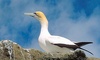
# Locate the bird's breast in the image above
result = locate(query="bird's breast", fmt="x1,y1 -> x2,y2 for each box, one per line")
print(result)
38,37 -> 49,52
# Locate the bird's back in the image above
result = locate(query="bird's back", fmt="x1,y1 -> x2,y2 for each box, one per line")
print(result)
46,35 -> 75,45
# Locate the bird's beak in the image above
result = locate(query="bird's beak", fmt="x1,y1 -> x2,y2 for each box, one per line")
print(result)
24,13 -> 35,17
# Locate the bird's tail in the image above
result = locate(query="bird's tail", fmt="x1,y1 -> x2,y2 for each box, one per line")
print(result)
75,42 -> 93,55
79,47 -> 93,55
75,42 -> 93,47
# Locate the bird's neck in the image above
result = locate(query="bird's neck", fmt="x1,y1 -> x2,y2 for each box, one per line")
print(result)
39,19 -> 50,37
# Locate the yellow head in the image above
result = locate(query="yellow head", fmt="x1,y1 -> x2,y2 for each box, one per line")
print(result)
24,11 -> 48,25
34,11 -> 45,18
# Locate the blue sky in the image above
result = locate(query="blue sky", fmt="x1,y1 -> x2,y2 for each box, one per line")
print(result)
0,0 -> 100,58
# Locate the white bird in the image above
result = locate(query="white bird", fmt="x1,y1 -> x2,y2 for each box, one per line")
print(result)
24,11 -> 93,56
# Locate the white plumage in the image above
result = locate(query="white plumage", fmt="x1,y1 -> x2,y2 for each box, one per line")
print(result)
24,11 -> 93,56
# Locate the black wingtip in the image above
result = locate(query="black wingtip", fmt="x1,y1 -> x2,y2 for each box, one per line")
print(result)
75,42 -> 93,47
88,42 -> 93,44
79,47 -> 93,55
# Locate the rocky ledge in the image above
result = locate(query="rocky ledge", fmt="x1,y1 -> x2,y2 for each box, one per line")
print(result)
0,40 -> 99,60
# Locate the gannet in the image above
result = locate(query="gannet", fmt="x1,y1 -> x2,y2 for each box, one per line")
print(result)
24,11 -> 93,56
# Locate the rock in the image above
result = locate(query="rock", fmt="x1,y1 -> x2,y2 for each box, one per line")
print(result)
0,40 -> 100,60
0,40 -> 45,60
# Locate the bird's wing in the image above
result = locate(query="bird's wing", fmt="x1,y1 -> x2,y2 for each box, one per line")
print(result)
75,42 -> 93,47
52,43 -> 79,50
45,36 -> 79,50
45,36 -> 93,55
46,36 -> 75,45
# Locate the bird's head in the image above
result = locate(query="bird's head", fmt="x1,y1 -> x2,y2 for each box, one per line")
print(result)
24,11 -> 47,23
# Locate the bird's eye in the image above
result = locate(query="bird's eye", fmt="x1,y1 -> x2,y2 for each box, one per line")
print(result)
34,13 -> 38,16
34,13 -> 38,15
34,12 -> 41,17
34,13 -> 36,14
